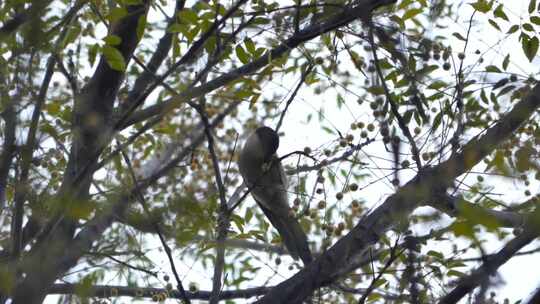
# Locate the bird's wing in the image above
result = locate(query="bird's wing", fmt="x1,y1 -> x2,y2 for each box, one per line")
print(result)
251,156 -> 290,216
251,156 -> 312,264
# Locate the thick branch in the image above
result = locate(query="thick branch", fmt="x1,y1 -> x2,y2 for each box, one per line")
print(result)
48,283 -> 270,301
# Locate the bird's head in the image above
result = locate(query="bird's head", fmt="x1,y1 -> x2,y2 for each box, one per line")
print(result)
255,126 -> 279,162
243,126 -> 279,163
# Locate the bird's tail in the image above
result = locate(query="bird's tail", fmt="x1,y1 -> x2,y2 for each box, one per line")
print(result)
257,203 -> 313,265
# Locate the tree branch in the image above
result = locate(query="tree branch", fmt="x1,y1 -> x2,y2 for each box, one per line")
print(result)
11,54 -> 56,258
119,0 -> 397,129
253,83 -> 540,304
48,283 -> 270,301
439,221 -> 539,304
0,103 -> 16,212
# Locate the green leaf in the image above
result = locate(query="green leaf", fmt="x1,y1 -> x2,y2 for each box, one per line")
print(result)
123,0 -> 143,5
63,24 -> 81,47
529,0 -> 537,13
432,112 -> 442,130
244,38 -> 256,54
502,54 -> 510,70
488,19 -> 500,31
366,86 -> 385,95
428,80 -> 447,90
531,16 -> 540,25
88,43 -> 99,67
167,23 -> 184,33
178,9 -> 199,24
470,0 -> 492,13
103,34 -> 122,46
485,65 -> 501,73
480,89 -> 489,104
235,45 -> 250,64
107,7 -> 128,22
452,32 -> 466,41
447,270 -> 466,277
506,24 -> 519,34
102,45 -> 126,71
493,4 -> 508,21
458,201 -> 502,231
45,102 -> 61,116
402,8 -> 423,20
367,293 -> 382,303
523,36 -> 539,62
523,23 -> 535,31
136,15 -> 146,41
450,220 -> 475,238
252,17 -> 270,25
427,250 -> 444,260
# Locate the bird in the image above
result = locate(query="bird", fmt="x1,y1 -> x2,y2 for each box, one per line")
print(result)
238,126 -> 313,265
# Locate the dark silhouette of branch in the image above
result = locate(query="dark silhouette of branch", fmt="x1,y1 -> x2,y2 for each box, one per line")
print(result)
0,103 -> 16,212
48,283 -> 270,301
524,283 -> 540,304
429,194 -> 526,228
98,252 -> 158,278
286,138 -> 374,175
275,64 -> 314,132
439,222 -> 539,304
196,97 -> 230,304
456,245 -> 540,263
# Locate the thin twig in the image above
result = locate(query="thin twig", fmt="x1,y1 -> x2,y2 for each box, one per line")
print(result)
200,107 -> 230,303
275,64 -> 313,132
120,149 -> 191,304
286,139 -> 374,175
99,252 -> 158,278
358,238 -> 403,304
367,21 -> 422,171
11,54 -> 56,258
0,102 -> 16,212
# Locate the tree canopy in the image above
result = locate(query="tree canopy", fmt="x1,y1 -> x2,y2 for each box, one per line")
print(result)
0,0 -> 540,303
